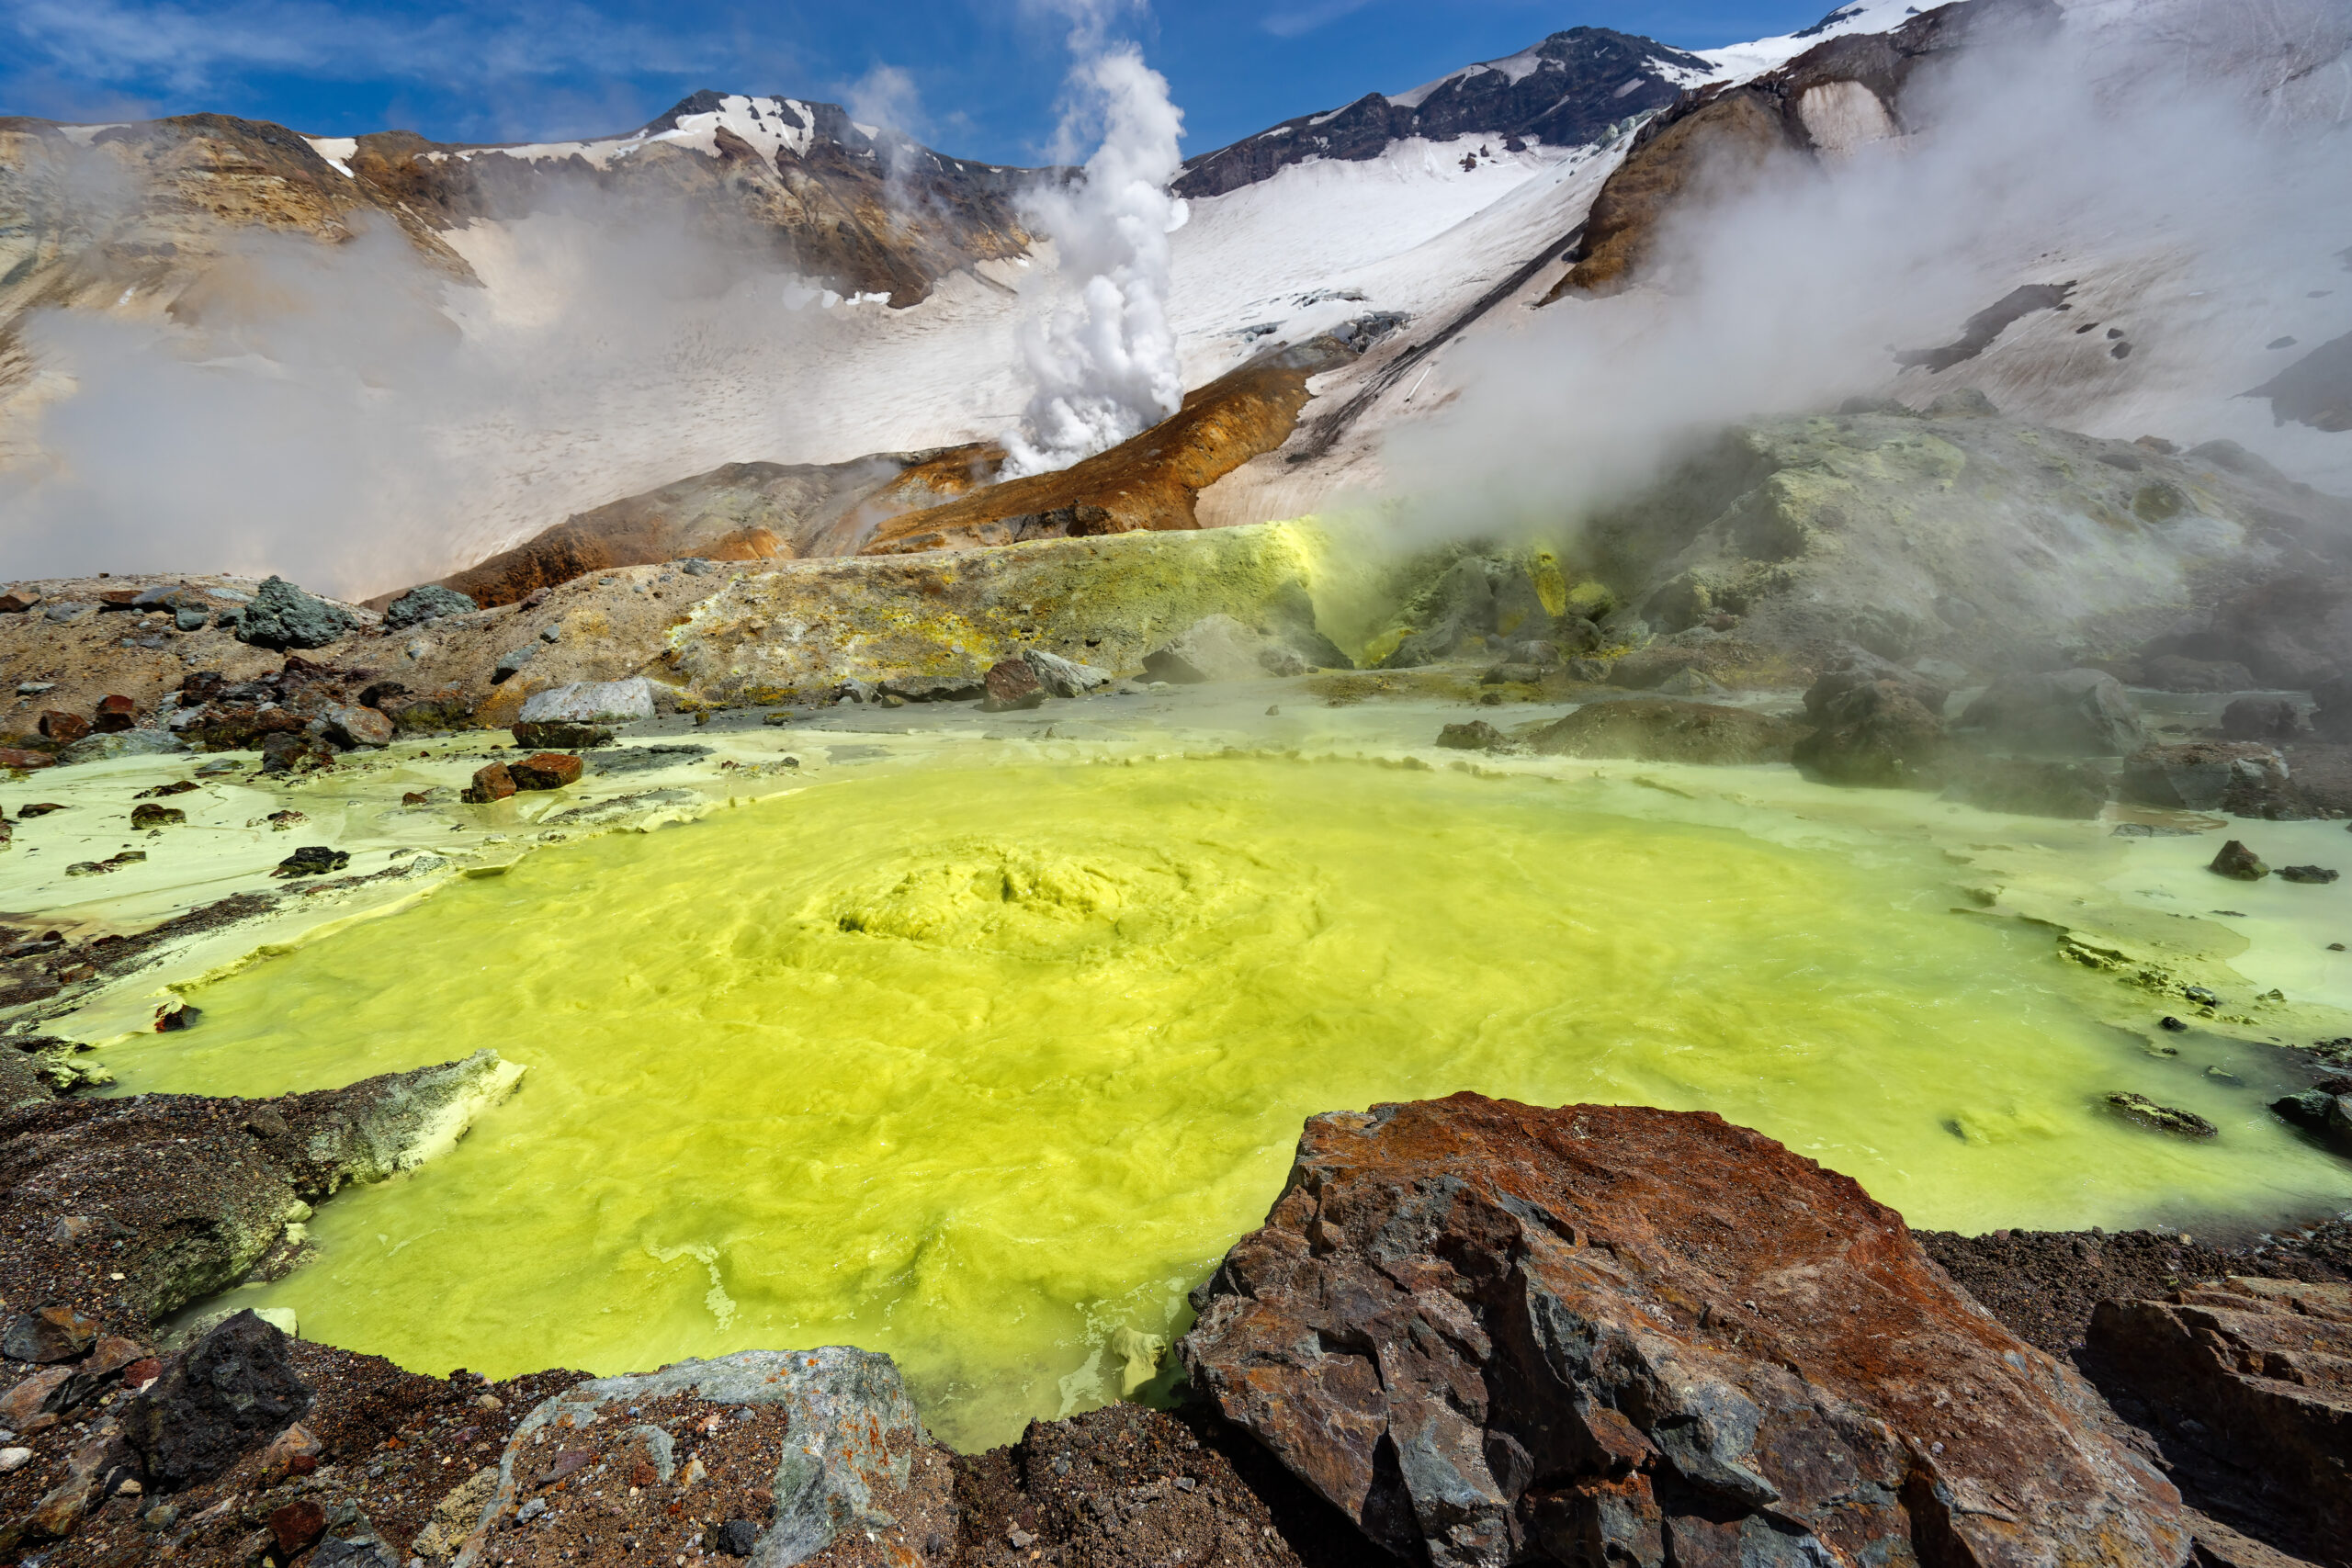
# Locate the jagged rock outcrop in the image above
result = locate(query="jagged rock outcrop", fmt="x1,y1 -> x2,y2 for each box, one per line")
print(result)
2087,1279 -> 2352,1564
1581,407 -> 2347,671
1527,697 -> 1803,764
1176,28 -> 1710,199
452,1348 -> 953,1568
1546,0 -> 2062,297
1180,1093 -> 2192,1568
0,1052 -> 522,1328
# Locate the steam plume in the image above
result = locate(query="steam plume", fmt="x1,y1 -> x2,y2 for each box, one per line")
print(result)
1000,27 -> 1188,479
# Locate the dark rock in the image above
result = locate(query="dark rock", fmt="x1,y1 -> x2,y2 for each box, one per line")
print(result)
463,762 -> 517,804
377,685 -> 473,733
1793,680 -> 1948,786
1565,658 -> 1609,683
2270,1089 -> 2352,1154
983,658 -> 1046,711
508,752 -> 583,790
492,645 -> 537,683
716,1519 -> 760,1555
268,1496 -> 326,1554
1530,698 -> 1803,764
1436,721 -> 1507,751
130,803 -> 186,829
0,1367 -> 73,1427
512,719 -> 613,750
2087,1279 -> 2352,1557
236,576 -> 355,650
2122,741 -> 2298,814
1179,1095 -> 2188,1566
382,584 -> 477,628
877,674 -> 988,703
2106,1092 -> 2217,1137
1961,668 -> 2147,754
2141,655 -> 2256,693
259,732 -> 338,775
1480,663 -> 1546,685
1945,757 -> 2111,818
38,710 -> 91,745
1802,643 -> 1949,722
119,1310 -> 313,1492
2,1303 -> 99,1363
91,694 -> 137,734
2209,840 -> 2268,880
274,845 -> 351,877
2160,1016 -> 2188,1032
2280,864 -> 2341,885
2219,696 -> 2303,742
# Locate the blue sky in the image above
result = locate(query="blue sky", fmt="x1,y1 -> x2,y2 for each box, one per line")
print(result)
0,0 -> 1844,163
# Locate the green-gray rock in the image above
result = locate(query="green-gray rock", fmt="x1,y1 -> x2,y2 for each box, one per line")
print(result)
236,575 -> 356,650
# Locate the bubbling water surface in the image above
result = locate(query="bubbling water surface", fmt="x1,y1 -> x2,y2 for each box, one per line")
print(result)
110,756 -> 2350,1447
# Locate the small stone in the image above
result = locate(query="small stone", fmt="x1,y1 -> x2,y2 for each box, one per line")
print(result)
322,705 -> 394,750
0,1447 -> 30,1472
274,845 -> 351,877
515,1496 -> 548,1523
1266,705 -> 1281,716
2106,1092 -> 2218,1138
2159,1016 -> 2188,1032
463,762 -> 518,804
538,623 -> 561,644
92,694 -> 138,733
130,803 -> 186,829
1437,720 -> 1506,751
983,659 -> 1046,711
155,1002 -> 200,1032
2209,840 -> 2268,880
475,1393 -> 502,1411
492,645 -> 537,683
1009,1529 -> 1037,1549
512,720 -> 612,750
2183,986 -> 2220,1006
507,752 -> 583,791
2280,865 -> 2340,885
715,1519 -> 760,1556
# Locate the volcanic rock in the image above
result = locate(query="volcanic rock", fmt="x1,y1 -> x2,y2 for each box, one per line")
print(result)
119,1310 -> 313,1492
2123,741 -> 2297,814
1802,644 -> 1950,722
2210,840 -> 2269,880
2269,1086 -> 2352,1155
376,685 -> 474,733
451,1348 -> 954,1568
1944,757 -> 2112,818
491,645 -> 537,683
511,720 -> 612,750
274,845 -> 351,876
38,710 -> 90,744
90,694 -> 136,733
2087,1278 -> 2352,1559
1436,720 -> 1508,751
2220,696 -> 2304,742
2280,864 -> 2340,884
383,584 -> 478,628
1180,1094 -> 2189,1567
462,762 -> 517,804
130,802 -> 186,829
1145,615 -> 1283,683
1793,679 -> 1950,786
235,575 -> 356,650
507,752 -> 583,791
1023,647 -> 1115,698
0,1367 -> 72,1427
60,728 -> 190,765
1962,669 -> 2148,754
322,704 -> 394,750
0,748 -> 53,770
516,678 -> 656,726
1526,698 -> 1803,764
2,1303 -> 98,1363
983,657 -> 1045,710
2106,1092 -> 2218,1138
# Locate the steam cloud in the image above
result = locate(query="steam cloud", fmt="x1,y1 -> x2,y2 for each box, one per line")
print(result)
1000,17 -> 1189,479
1378,0 -> 2352,539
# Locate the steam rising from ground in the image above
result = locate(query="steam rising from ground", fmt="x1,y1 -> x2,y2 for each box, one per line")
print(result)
1380,0 -> 2352,542
1000,24 -> 1188,479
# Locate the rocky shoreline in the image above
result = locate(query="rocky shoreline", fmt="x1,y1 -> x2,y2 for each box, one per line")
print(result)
0,1081 -> 2345,1568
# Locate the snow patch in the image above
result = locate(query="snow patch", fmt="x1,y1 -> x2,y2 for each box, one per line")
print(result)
305,137 -> 358,177
1700,0 -> 1958,85
54,124 -> 126,147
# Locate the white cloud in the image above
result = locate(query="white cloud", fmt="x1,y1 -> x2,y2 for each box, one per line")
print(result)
1261,0 -> 1377,40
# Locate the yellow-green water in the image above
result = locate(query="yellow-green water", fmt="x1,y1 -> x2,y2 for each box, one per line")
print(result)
108,756 -> 2349,1447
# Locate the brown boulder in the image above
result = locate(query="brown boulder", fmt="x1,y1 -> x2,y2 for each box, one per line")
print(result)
2087,1279 -> 2351,1561
321,704 -> 394,750
2,1303 -> 98,1363
2122,741 -> 2311,818
0,749 -> 54,771
508,752 -> 583,791
463,761 -> 517,804
1180,1094 -> 2189,1568
982,657 -> 1045,710
512,719 -> 612,750
1793,680 -> 1950,786
91,694 -> 137,734
377,685 -> 474,733
37,711 -> 90,745
1527,698 -> 1803,765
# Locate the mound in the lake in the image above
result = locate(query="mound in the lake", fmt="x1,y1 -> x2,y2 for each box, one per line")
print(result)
1524,696 -> 1803,764
1180,1093 -> 2193,1567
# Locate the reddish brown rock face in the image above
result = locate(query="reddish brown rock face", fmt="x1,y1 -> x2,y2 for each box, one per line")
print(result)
1179,1094 -> 2191,1568
35,711 -> 89,745
463,762 -> 517,804
0,749 -> 55,771
90,695 -> 137,734
507,752 -> 583,791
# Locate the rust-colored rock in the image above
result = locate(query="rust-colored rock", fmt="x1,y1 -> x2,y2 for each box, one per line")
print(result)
507,752 -> 583,791
982,658 -> 1045,710
36,711 -> 90,745
1180,1094 -> 2189,1568
0,592 -> 40,614
462,761 -> 517,804
258,1420 -> 322,1482
267,1496 -> 326,1554
0,749 -> 55,771
2088,1279 -> 2351,1562
90,694 -> 137,734
1,1303 -> 99,1364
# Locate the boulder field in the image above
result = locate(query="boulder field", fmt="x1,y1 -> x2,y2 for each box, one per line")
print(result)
2,1089 -> 2346,1567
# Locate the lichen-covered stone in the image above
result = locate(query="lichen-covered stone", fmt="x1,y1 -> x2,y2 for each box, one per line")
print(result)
235,576 -> 356,651
383,585 -> 479,629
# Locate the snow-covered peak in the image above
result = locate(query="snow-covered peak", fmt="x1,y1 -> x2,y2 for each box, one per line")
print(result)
1389,44 -> 1554,110
1699,0 -> 1960,85
616,94 -> 821,162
